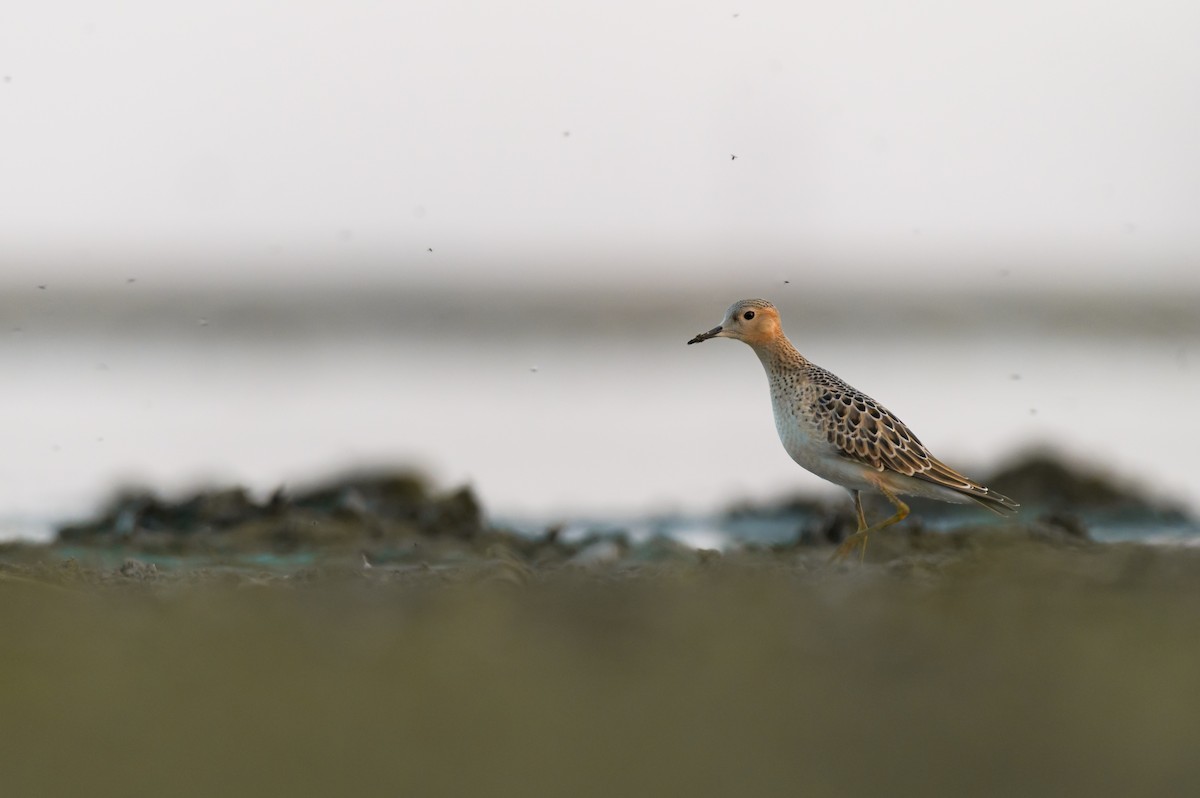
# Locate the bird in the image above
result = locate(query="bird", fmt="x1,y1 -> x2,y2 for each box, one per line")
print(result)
688,299 -> 1017,562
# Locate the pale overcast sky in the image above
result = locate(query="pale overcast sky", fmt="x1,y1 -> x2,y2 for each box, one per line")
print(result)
1,1 -> 1198,290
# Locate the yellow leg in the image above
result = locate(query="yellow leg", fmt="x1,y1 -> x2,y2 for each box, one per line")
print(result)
829,487 -> 910,564
853,491 -> 868,563
853,490 -> 868,530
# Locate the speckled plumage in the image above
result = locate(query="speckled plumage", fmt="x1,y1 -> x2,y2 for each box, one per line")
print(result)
688,298 -> 1018,560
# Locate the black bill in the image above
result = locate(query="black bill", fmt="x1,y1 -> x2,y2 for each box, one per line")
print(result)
687,325 -> 723,345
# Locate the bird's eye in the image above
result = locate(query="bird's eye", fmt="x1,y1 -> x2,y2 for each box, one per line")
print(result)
743,311 -> 755,320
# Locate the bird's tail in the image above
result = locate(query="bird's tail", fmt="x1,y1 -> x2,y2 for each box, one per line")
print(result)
966,487 -> 1020,516
919,457 -> 1019,516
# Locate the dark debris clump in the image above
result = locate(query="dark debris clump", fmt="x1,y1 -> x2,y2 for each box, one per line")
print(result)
55,471 -> 488,554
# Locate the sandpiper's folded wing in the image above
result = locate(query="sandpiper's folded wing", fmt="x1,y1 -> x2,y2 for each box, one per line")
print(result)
807,366 -> 1019,514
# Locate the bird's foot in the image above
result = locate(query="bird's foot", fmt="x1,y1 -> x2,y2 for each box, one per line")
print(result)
828,532 -> 869,565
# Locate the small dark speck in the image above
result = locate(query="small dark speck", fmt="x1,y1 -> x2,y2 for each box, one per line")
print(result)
3,76 -> 11,83
530,366 -> 539,373
783,280 -> 790,285
730,154 -> 738,160
37,284 -> 46,290
733,13 -> 740,18
1029,408 -> 1037,416
562,130 -> 570,137
1010,373 -> 1021,381
126,277 -> 136,284
427,247 -> 433,252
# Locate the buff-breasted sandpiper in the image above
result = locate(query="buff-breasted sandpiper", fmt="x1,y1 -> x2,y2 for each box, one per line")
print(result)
688,299 -> 1018,562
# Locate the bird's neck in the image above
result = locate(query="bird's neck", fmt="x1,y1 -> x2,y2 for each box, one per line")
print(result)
751,335 -> 809,373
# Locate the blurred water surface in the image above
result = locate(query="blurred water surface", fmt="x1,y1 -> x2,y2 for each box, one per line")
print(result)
1,283 -> 1196,540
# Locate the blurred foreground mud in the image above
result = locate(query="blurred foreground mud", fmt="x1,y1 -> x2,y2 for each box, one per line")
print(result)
3,536 -> 1200,798
2,453 -> 1198,798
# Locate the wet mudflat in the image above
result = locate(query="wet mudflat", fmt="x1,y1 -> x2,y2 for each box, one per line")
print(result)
3,533 -> 1200,798
2,454 -> 1198,798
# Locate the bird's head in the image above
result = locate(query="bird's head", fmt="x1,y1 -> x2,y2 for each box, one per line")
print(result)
687,299 -> 782,348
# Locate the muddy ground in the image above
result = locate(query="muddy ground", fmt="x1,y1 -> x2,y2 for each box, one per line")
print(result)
1,454 -> 1198,798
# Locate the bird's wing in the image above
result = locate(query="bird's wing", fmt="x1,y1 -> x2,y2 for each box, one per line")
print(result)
808,370 -> 1014,510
